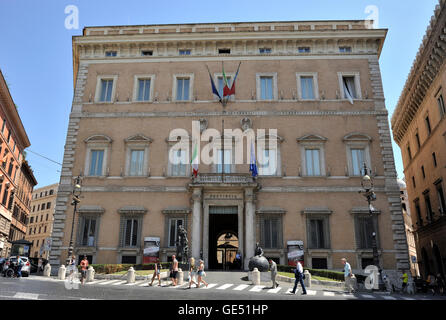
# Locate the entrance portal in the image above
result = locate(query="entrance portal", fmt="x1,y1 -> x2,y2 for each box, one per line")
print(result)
209,206 -> 238,270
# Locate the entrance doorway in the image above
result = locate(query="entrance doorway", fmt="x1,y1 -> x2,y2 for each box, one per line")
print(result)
208,206 -> 238,270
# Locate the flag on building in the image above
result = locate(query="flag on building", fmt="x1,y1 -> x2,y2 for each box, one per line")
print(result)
206,65 -> 221,101
224,62 -> 241,97
191,140 -> 199,177
222,63 -> 231,98
249,140 -> 258,177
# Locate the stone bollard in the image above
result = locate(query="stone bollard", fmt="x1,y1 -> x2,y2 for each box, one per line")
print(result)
304,270 -> 311,288
86,266 -> 95,282
252,268 -> 260,285
58,264 -> 66,280
127,267 -> 135,283
177,268 -> 184,285
43,263 -> 51,277
351,274 -> 358,291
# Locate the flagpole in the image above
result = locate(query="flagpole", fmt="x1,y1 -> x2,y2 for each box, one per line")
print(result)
221,118 -> 224,182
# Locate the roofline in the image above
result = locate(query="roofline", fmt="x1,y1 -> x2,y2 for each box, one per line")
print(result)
21,160 -> 38,186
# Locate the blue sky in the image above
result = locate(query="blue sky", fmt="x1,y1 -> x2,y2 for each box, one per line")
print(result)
0,0 -> 438,187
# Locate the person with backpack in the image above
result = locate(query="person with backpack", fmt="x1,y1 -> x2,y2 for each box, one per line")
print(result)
290,260 -> 307,295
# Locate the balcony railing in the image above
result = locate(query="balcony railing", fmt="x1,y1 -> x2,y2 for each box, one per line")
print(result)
191,173 -> 256,185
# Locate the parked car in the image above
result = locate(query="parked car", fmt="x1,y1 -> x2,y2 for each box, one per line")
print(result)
2,256 -> 31,277
0,258 -> 6,271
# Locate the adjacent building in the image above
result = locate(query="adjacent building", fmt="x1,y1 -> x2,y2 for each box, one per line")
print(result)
0,69 -> 34,258
392,1 -> 446,280
49,20 -> 409,282
25,183 -> 58,259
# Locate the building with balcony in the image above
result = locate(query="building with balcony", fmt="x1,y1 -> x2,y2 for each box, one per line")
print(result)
392,1 -> 446,280
49,20 -> 408,281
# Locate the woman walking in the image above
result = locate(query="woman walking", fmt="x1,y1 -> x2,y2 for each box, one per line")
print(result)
188,257 -> 198,289
149,259 -> 162,286
196,259 -> 208,288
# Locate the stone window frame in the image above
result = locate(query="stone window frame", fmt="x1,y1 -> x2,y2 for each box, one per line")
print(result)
337,71 -> 362,100
76,206 -> 104,248
117,206 -> 147,249
256,207 -> 285,250
132,74 -> 156,102
94,75 -> 118,103
302,208 -> 332,250
166,134 -> 191,177
162,208 -> 191,248
257,133 -> 283,177
434,178 -> 446,216
256,72 -> 278,101
83,135 -> 112,177
172,73 -> 194,102
435,89 -> 445,119
350,207 -> 381,250
297,134 -> 327,177
296,72 -> 319,100
124,134 -> 152,177
343,133 -> 372,177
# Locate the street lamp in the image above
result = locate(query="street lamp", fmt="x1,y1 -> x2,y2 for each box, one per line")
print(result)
359,163 -> 385,291
66,175 -> 82,265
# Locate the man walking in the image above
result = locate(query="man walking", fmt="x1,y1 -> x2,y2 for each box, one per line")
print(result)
170,254 -> 179,286
269,259 -> 279,288
290,260 -> 306,295
80,256 -> 89,285
342,258 -> 355,293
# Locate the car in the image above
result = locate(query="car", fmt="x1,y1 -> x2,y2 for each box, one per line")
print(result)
0,258 -> 6,271
2,256 -> 31,277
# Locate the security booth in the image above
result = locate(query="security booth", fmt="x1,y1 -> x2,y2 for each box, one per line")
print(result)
287,240 -> 304,267
10,239 -> 32,258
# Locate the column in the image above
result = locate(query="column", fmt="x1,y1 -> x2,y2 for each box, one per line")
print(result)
191,188 -> 202,259
238,204 -> 244,267
203,205 -> 209,269
244,188 -> 255,270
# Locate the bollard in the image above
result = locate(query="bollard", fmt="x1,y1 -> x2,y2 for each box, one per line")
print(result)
252,268 -> 260,285
58,264 -> 66,280
127,267 -> 135,283
86,266 -> 95,282
351,274 -> 358,291
304,270 -> 311,288
43,263 -> 51,277
177,268 -> 184,285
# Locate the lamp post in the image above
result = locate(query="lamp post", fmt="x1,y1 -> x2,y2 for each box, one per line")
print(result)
66,175 -> 82,265
359,163 -> 385,290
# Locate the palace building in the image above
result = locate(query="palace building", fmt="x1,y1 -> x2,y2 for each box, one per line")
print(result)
392,1 -> 446,280
49,20 -> 409,280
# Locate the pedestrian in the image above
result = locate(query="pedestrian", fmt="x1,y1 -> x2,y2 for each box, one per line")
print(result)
235,251 -> 242,270
427,274 -> 437,295
80,256 -> 89,285
268,259 -> 279,288
436,273 -> 445,295
342,258 -> 355,293
150,259 -> 162,287
290,260 -> 306,295
38,257 -> 43,275
196,259 -> 208,288
401,270 -> 408,293
68,255 -> 76,276
188,257 -> 198,289
16,255 -> 24,278
170,255 -> 178,286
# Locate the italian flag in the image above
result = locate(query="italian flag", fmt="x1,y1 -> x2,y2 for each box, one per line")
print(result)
191,140 -> 199,177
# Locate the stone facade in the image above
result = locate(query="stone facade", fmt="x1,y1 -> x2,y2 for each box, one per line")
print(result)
49,20 -> 408,280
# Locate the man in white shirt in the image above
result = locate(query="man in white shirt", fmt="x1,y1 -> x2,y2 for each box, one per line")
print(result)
290,260 -> 307,295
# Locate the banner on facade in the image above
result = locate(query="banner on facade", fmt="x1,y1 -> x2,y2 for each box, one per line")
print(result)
287,240 -> 304,267
44,238 -> 52,251
143,237 -> 160,264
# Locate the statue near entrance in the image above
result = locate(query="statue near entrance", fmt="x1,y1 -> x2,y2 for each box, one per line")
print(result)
248,242 -> 269,272
176,225 -> 189,264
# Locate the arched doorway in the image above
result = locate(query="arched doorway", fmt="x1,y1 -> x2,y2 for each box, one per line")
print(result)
421,247 -> 430,279
432,244 -> 445,279
216,232 -> 239,270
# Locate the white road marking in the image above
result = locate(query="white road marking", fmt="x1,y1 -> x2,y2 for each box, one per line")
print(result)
13,292 -> 39,300
200,283 -> 218,289
233,284 -> 250,291
86,280 -> 107,285
216,283 -> 234,290
168,282 -> 188,288
98,280 -> 121,285
112,280 -> 127,286
249,285 -> 265,292
306,290 -> 317,296
267,286 -> 282,293
323,292 -> 335,296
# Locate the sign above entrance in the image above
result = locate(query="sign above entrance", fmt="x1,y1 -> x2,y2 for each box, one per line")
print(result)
209,206 -> 238,215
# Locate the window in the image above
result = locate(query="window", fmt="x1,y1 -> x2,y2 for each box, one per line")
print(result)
179,49 -> 191,55
415,133 -> 421,150
176,78 -> 190,101
40,215 -> 43,222
296,73 -> 318,100
435,182 -> 446,215
99,79 -> 114,102
412,176 -> 416,188
414,199 -> 422,226
424,191 -> 434,222
425,115 -> 432,135
46,214 -> 49,221
137,78 -> 151,101
300,76 -> 315,99
357,216 -> 374,249
298,47 -> 311,53
437,94 -> 445,117
129,150 -> 145,176
312,258 -> 328,269
124,218 -> 139,247
2,189 -> 8,206
259,48 -> 271,54
41,203 -> 45,210
304,149 -> 322,176
49,190 -> 54,195
421,166 -> 426,179
36,240 -> 39,247
168,218 -> 183,247
343,76 -> 357,99
1,119 -> 5,133
261,217 -> 281,249
339,46 -> 352,53
351,148 -> 365,176
259,76 -> 273,100
121,256 -> 137,264
218,48 -> 231,54
105,51 -> 117,57
7,131 -> 11,143
141,50 -> 153,56
89,150 -> 105,176
7,162 -> 13,176
30,217 -> 34,223
47,202 -> 51,209
259,149 -> 277,176
309,219 -> 327,249
170,149 -> 188,176
80,217 -> 97,247
216,149 -> 232,174
38,227 -> 41,234
361,258 -> 374,269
